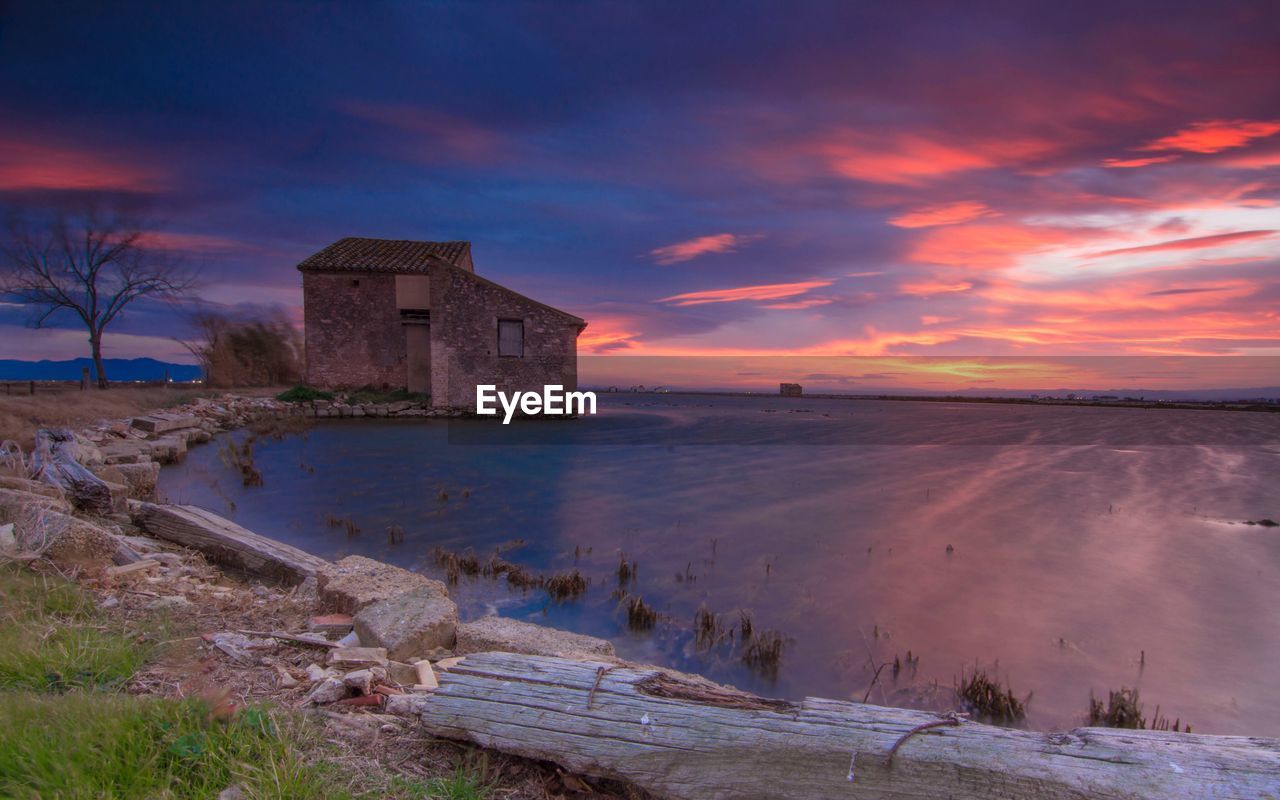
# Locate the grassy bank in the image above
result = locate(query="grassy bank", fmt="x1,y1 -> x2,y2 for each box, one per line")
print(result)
0,385 -> 281,449
0,565 -> 487,799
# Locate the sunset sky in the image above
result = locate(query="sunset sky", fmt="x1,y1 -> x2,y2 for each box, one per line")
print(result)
1,2 -> 1278,390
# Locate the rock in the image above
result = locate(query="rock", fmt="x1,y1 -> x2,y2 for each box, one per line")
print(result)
0,522 -> 14,551
328,646 -> 388,669
353,584 -> 458,661
385,693 -> 431,717
0,486 -> 72,518
342,666 -> 386,694
113,462 -> 161,500
304,663 -> 335,682
455,616 -> 616,660
146,595 -> 193,611
130,413 -> 199,434
317,555 -> 437,614
37,511 -> 122,566
275,666 -> 299,689
387,660 -> 419,686
305,676 -> 348,705
0,476 -> 66,502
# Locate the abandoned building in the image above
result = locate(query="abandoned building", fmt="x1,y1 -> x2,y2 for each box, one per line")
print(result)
298,237 -> 587,409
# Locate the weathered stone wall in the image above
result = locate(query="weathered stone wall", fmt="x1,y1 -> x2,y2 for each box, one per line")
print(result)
429,267 -> 581,410
302,272 -> 407,389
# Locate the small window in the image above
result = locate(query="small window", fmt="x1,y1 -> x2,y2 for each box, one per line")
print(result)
350,279 -> 360,288
498,319 -> 524,357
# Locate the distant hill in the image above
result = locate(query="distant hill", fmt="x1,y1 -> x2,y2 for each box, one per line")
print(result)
0,358 -> 202,382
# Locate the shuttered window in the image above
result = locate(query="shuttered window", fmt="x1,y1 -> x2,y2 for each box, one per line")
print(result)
498,319 -> 524,357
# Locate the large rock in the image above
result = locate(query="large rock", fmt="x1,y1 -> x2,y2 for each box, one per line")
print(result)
0,486 -> 72,518
0,476 -> 67,503
94,462 -> 160,500
454,616 -> 615,660
353,585 -> 458,661
130,413 -> 200,434
35,511 -> 121,566
317,555 -> 436,614
114,462 -> 161,500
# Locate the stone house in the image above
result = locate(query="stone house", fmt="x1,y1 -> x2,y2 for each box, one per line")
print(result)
298,237 -> 586,409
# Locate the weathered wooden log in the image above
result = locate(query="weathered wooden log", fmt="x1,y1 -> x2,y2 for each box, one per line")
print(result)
133,502 -> 328,584
30,428 -> 114,515
418,652 -> 1280,800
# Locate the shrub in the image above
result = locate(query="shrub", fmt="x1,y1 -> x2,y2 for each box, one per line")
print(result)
277,385 -> 334,403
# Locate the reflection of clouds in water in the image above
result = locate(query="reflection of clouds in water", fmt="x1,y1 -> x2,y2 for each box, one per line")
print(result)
158,399 -> 1280,735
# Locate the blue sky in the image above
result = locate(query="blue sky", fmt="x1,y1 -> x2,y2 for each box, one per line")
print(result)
1,1 -> 1278,388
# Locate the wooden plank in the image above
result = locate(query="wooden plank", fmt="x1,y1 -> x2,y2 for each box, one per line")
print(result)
30,428 -> 114,515
418,652 -> 1280,800
133,502 -> 328,584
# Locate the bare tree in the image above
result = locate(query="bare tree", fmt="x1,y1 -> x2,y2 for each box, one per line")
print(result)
1,206 -> 194,388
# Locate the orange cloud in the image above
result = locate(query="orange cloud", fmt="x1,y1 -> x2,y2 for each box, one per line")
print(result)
889,201 -> 995,228
658,279 -> 833,306
650,233 -> 761,265
1085,229 -> 1276,259
908,223 -> 1078,269
750,130 -> 1058,187
1102,155 -> 1180,168
0,138 -> 163,191
1138,119 -> 1280,154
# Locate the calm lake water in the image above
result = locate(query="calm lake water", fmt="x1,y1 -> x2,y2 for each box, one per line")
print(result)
158,395 -> 1280,735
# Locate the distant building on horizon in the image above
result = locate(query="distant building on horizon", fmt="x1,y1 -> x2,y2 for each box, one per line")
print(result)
297,237 -> 586,409
780,382 -> 803,397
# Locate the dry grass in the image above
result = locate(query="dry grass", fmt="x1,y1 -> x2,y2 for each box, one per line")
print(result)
0,385 -> 278,450
1088,687 -> 1191,733
957,668 -> 1029,726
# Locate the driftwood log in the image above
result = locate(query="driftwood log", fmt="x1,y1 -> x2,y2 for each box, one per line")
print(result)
30,428 -> 113,515
134,502 -> 328,584
418,652 -> 1280,800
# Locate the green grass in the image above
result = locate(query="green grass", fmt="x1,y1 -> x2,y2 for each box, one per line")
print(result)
276,385 -> 334,403
0,567 -> 150,692
0,565 -> 491,799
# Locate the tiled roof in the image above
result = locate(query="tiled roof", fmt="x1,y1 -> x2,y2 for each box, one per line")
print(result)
297,237 -> 470,273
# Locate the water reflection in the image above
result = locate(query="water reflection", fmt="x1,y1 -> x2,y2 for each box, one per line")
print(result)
159,396 -> 1280,735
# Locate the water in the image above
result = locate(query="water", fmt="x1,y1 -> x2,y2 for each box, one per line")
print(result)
157,395 -> 1280,735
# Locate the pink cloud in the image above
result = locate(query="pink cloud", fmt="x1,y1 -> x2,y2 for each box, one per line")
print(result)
649,233 -> 761,264
1102,155 -> 1180,169
0,137 -> 164,192
1138,119 -> 1280,154
1085,229 -> 1276,259
340,100 -> 506,163
889,201 -> 995,228
908,223 -> 1082,269
658,279 -> 833,306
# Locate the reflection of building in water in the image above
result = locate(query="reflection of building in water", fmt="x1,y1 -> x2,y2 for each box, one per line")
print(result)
780,382 -> 803,397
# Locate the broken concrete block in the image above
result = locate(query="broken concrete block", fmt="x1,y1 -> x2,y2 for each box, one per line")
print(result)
114,462 -> 161,500
130,413 -> 199,434
0,522 -> 15,551
304,663 -> 336,682
317,555 -> 438,614
413,660 -> 438,690
306,676 -> 348,705
352,585 -> 457,661
387,660 -> 418,686
385,693 -> 431,717
454,616 -> 616,660
327,646 -> 388,669
342,666 -> 386,695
